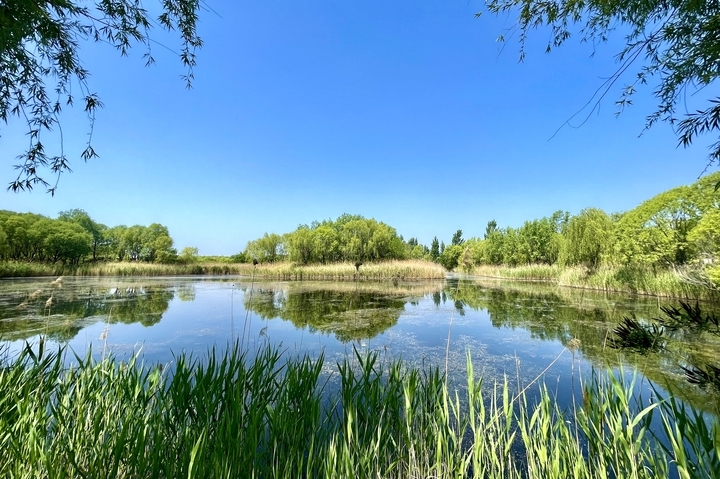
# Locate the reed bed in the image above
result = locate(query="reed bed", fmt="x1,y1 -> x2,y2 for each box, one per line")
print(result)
252,278 -> 446,297
471,264 -> 562,281
470,264 -> 720,301
0,260 -> 445,280
243,260 -> 446,281
1,341 -> 717,478
0,261 -> 66,278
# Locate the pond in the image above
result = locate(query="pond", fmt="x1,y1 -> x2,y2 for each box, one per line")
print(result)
1,274 -> 719,414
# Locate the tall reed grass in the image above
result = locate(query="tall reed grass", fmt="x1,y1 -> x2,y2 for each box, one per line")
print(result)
241,260 -> 446,281
470,264 -> 720,301
0,260 -> 445,280
1,341 -> 717,478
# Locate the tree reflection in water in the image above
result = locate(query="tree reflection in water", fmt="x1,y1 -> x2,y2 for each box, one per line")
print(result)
0,278 -> 175,342
243,281 -> 445,342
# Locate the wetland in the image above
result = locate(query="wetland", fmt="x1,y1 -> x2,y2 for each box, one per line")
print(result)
2,274 -> 719,413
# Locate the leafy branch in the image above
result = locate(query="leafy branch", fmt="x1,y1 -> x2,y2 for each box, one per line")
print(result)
1,0 -> 203,194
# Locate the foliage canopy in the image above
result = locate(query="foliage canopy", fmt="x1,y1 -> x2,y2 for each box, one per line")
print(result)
1,0 -> 202,194
483,0 -> 720,165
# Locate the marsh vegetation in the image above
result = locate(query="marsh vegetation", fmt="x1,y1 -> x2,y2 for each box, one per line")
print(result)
1,338 -> 718,478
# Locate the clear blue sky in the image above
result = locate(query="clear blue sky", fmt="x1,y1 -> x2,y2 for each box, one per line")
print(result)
1,0 -> 715,255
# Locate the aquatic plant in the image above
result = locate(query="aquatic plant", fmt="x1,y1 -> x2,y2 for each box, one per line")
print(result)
0,340 -> 717,478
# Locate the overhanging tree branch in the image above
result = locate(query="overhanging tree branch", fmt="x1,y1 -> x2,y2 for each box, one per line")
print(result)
1,0 -> 202,195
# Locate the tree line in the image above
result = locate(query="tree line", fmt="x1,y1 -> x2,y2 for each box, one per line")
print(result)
240,214 -> 407,264
239,173 -> 720,286
0,209 -> 191,265
3,173 -> 718,277
457,173 -> 720,280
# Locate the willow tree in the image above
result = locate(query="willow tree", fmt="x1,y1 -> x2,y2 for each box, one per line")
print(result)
2,0 -> 202,194
613,173 -> 720,266
562,208 -> 615,269
483,0 -> 720,168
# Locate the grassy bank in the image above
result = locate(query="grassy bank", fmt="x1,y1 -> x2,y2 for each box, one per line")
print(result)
0,260 -> 445,280
470,264 -> 720,301
1,341 -> 717,478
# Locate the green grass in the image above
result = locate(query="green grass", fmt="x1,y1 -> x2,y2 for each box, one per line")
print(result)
1,341 -> 717,478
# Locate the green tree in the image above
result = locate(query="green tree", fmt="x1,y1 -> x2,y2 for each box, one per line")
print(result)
483,0 -> 720,165
500,228 -> 521,266
178,246 -> 199,263
246,233 -> 285,263
3,0 -> 203,194
484,220 -> 498,239
0,212 -> 44,260
516,217 -> 559,264
430,237 -> 440,261
451,229 -> 464,246
563,208 -> 615,269
612,174 -> 719,266
43,221 -> 92,264
104,225 -> 128,261
122,226 -> 146,261
287,227 -> 316,264
313,224 -> 340,264
340,219 -> 372,262
439,244 -> 463,271
140,223 -> 175,263
483,229 -> 506,265
367,222 -> 405,260
687,208 -> 720,262
58,209 -> 106,261
230,251 -> 249,263
0,225 -> 8,260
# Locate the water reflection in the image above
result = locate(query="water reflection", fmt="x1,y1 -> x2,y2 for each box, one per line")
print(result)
444,277 -> 720,413
1,275 -> 719,413
243,281 -> 444,342
0,277 -> 175,342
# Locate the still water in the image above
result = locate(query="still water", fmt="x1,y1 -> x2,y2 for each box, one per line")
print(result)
1,275 -> 718,412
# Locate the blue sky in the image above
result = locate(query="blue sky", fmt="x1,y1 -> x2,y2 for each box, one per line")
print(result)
1,0 -> 715,255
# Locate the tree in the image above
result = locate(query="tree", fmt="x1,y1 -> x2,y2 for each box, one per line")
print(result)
451,229 -> 464,246
563,208 -> 615,269
516,217 -> 559,264
0,225 -> 7,260
104,225 -> 128,261
122,225 -> 146,261
2,0 -> 202,194
339,219 -> 372,262
612,173 -> 719,266
246,233 -> 285,263
313,224 -> 339,264
430,237 -> 440,261
483,0 -> 720,166
485,220 -> 498,239
58,209 -> 106,261
42,221 -> 92,264
141,223 -> 175,262
439,244 -> 463,271
178,246 -> 199,263
287,227 -> 316,264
